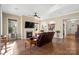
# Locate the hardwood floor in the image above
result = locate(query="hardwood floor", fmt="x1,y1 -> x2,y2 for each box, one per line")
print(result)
0,38 -> 79,55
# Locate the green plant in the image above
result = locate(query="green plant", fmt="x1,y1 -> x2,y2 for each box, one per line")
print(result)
56,30 -> 60,38
56,30 -> 60,33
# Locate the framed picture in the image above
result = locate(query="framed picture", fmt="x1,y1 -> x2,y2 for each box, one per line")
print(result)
48,24 -> 55,31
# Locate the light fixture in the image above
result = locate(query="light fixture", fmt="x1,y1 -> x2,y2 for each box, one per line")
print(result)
14,8 -> 18,10
49,21 -> 56,24
33,12 -> 40,18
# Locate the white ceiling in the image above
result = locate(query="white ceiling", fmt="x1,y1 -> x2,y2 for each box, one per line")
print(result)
1,4 -> 79,19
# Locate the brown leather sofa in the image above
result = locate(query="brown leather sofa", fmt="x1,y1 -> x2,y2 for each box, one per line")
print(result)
35,32 -> 55,47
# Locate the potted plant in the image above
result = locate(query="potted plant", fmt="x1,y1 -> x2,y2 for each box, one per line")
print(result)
56,30 -> 60,33
56,30 -> 60,38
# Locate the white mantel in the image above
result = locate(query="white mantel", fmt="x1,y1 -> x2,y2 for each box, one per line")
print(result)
24,28 -> 35,39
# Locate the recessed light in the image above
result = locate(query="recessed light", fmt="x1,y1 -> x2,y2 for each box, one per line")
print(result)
14,8 -> 18,10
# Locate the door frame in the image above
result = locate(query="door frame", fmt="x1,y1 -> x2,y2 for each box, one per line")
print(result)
8,19 -> 17,40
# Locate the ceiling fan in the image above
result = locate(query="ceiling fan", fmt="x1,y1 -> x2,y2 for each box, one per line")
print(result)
33,12 -> 40,18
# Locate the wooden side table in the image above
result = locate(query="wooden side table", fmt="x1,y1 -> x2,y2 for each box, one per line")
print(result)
25,39 -> 37,54
1,37 -> 8,53
25,39 -> 37,50
25,39 -> 37,49
31,39 -> 37,46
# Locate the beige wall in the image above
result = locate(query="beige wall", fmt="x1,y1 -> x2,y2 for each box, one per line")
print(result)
2,13 -> 39,39
0,6 -> 1,35
40,17 -> 63,38
40,12 -> 79,38
2,12 -> 79,39
63,12 -> 79,35
2,13 -> 21,36
21,16 -> 40,39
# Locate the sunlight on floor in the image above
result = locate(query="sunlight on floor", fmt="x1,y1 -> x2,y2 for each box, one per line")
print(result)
1,41 -> 16,55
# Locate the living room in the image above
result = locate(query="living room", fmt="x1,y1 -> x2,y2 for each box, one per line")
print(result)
0,4 -> 79,55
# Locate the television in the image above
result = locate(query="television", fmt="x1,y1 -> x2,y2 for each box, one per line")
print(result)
25,21 -> 35,28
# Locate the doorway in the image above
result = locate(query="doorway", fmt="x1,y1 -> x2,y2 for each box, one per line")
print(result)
64,19 -> 79,40
8,19 -> 17,40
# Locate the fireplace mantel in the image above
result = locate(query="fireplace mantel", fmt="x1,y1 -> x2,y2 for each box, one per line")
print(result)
23,28 -> 34,39
26,31 -> 32,38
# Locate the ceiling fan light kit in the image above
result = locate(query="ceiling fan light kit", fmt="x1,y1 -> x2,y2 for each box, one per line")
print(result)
34,12 -> 40,18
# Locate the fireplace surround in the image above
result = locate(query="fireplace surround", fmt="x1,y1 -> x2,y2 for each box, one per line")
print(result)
26,32 -> 32,38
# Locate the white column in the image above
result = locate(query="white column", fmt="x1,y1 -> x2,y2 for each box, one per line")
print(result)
0,7 -> 1,36
0,7 -> 1,35
0,5 -> 2,36
0,5 -> 3,36
20,16 -> 23,39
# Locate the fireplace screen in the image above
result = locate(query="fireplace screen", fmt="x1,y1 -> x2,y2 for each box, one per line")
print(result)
26,32 -> 32,38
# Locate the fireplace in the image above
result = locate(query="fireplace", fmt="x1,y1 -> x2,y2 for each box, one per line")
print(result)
26,32 -> 32,38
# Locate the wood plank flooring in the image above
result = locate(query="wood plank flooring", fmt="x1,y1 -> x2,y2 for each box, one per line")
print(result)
0,38 -> 79,55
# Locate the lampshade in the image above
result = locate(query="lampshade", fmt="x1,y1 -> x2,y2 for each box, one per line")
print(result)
49,21 -> 56,24
4,35 -> 7,37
